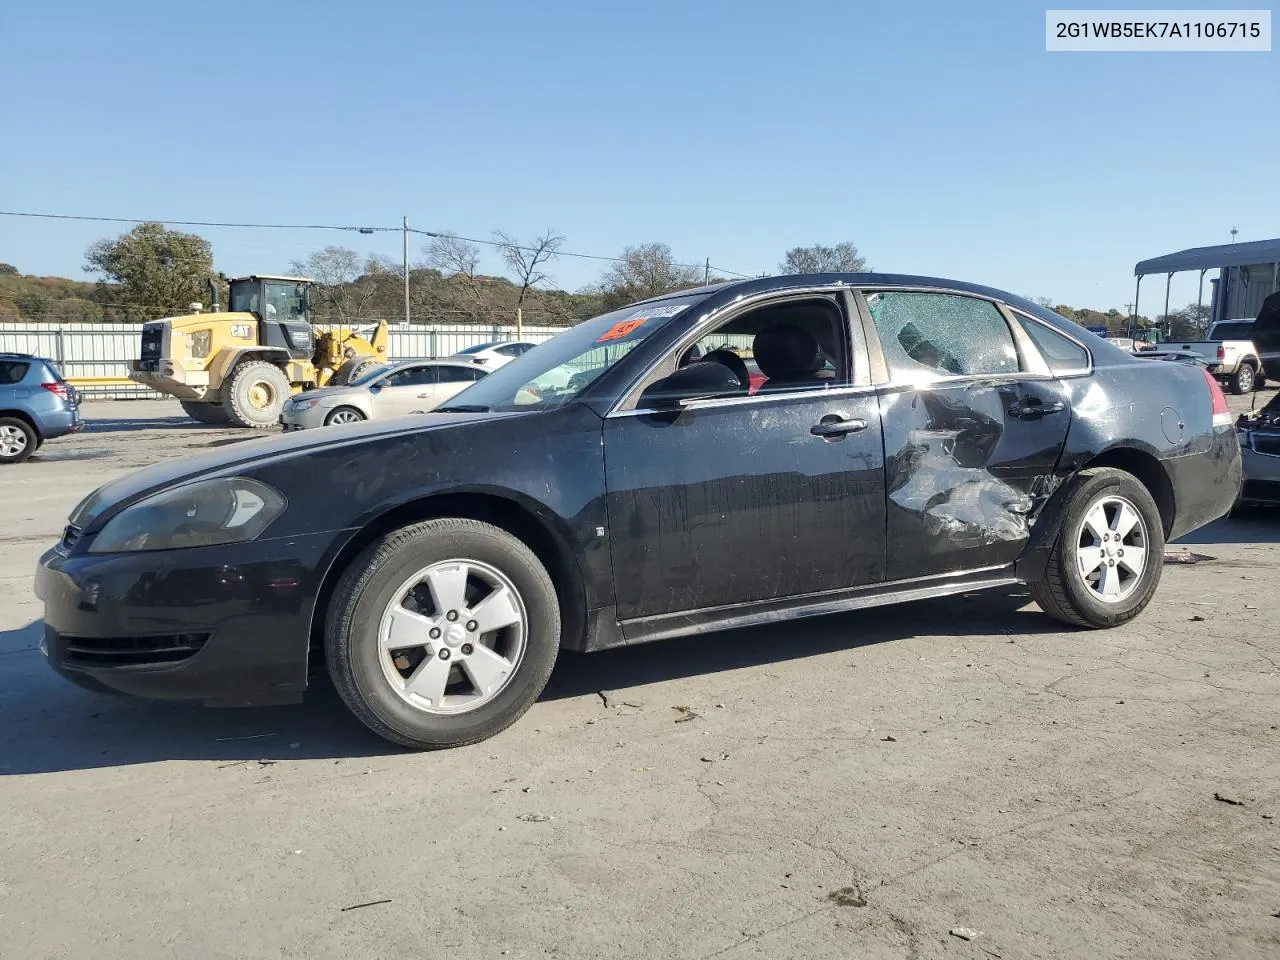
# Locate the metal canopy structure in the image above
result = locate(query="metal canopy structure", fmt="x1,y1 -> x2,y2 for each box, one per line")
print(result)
1135,238 -> 1280,277
1132,237 -> 1280,336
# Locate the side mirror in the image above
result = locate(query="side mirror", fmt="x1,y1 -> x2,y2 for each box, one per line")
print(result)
640,362 -> 742,410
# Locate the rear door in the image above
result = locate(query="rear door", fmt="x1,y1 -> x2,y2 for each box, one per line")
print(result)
860,289 -> 1074,580
429,364 -> 486,409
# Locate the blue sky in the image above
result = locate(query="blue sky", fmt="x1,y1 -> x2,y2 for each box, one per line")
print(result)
1,0 -> 1275,312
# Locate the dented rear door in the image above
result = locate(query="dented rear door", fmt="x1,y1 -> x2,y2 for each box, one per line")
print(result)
859,288 -> 1072,581
878,379 -> 1070,579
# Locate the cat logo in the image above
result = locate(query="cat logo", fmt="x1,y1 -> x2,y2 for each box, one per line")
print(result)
230,324 -> 253,339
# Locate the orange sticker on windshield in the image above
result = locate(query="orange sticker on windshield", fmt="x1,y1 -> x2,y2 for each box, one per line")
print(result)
597,318 -> 647,343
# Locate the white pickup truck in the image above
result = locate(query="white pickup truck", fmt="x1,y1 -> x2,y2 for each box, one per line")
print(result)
1169,320 -> 1265,394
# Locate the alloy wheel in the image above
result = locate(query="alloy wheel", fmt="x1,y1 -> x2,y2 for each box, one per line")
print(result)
329,409 -> 363,424
377,559 -> 528,714
1075,495 -> 1148,603
0,425 -> 29,458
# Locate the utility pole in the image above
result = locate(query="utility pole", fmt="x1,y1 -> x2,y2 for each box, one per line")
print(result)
704,258 -> 710,285
403,216 -> 411,325
1230,226 -> 1239,243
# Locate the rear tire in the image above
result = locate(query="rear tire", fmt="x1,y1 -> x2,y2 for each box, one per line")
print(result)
325,518 -> 560,750
1229,363 -> 1256,395
1030,468 -> 1165,629
0,417 -> 37,465
331,358 -> 384,386
179,400 -> 231,424
224,361 -> 291,428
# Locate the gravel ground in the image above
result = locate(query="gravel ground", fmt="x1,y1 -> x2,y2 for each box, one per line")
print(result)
1,396 -> 1278,960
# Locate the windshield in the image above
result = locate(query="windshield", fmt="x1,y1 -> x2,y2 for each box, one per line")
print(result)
437,298 -> 704,412
456,342 -> 498,355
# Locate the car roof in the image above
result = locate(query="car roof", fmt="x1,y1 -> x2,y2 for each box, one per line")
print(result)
671,273 -> 1104,341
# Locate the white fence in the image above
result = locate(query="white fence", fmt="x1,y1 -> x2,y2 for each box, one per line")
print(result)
0,321 -> 569,398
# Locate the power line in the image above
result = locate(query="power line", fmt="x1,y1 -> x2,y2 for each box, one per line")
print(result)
410,228 -> 755,279
0,210 -> 759,278
0,210 -> 395,233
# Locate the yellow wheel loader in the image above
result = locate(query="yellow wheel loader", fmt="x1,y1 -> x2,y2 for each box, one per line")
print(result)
128,275 -> 389,428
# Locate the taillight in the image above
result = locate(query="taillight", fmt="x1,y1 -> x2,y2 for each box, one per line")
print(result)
41,382 -> 69,401
1201,367 -> 1232,427
1217,344 -> 1226,360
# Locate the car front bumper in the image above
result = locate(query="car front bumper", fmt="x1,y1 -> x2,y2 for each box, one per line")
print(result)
280,403 -> 334,431
35,529 -> 348,705
1239,440 -> 1280,504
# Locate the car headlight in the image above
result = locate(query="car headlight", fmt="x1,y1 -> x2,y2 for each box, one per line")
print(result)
291,398 -> 320,413
89,477 -> 286,553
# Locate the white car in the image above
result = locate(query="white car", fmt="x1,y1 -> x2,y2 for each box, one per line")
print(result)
281,360 -> 488,430
451,340 -> 538,368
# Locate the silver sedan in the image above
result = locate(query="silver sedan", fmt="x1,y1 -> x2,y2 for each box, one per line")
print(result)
281,360 -> 487,430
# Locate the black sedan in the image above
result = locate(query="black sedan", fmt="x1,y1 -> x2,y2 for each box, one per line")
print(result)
36,274 -> 1243,749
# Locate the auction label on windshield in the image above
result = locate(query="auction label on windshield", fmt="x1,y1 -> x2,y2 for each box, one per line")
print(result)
1046,10 -> 1271,50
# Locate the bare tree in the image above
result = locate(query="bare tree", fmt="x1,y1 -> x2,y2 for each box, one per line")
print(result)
596,242 -> 701,309
425,234 -> 491,322
289,246 -> 379,322
778,242 -> 868,275
493,230 -> 564,338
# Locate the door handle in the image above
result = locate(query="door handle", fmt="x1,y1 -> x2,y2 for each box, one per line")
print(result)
1008,399 -> 1065,419
417,393 -> 431,398
810,415 -> 868,439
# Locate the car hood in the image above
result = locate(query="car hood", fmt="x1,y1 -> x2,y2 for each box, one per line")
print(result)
288,384 -> 359,403
69,410 -> 521,529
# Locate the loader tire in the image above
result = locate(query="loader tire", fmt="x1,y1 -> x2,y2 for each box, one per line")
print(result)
179,400 -> 231,425
332,358 -> 384,386
225,361 -> 290,429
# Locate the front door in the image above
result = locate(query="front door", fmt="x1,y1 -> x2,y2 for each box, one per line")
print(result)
603,293 -> 887,622
862,290 -> 1072,580
371,366 -> 438,418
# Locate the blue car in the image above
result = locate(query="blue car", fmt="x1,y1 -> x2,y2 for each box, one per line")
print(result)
0,353 -> 81,463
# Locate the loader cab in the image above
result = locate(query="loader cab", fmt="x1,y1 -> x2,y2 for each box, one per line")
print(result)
227,275 -> 315,360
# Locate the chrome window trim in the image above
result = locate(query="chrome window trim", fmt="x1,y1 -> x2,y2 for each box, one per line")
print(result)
606,284 -> 866,416
607,382 -> 881,420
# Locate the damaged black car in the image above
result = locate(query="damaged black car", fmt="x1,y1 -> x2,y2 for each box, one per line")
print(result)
36,274 -> 1243,749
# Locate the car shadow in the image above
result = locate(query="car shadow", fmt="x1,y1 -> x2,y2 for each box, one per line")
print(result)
0,590 -> 1056,776
542,589 -> 1055,700
1172,510 -> 1280,546
84,417 -> 221,433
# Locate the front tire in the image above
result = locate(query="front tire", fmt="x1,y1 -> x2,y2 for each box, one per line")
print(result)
1229,363 -> 1255,395
325,518 -> 561,749
1031,467 -> 1165,628
224,360 -> 291,428
324,406 -> 366,426
0,417 -> 37,464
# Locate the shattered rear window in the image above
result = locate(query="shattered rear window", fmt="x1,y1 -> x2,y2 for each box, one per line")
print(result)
866,292 -> 1021,382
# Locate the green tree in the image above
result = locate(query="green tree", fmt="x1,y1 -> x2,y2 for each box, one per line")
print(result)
778,242 -> 867,274
84,222 -> 216,320
0,263 -> 18,276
